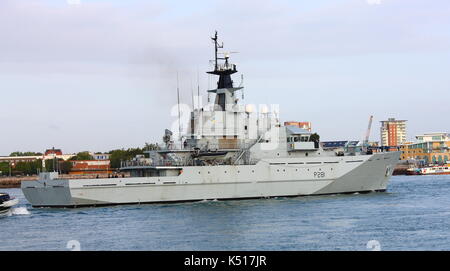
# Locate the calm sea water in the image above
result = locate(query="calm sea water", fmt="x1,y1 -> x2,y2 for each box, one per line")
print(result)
1,175 -> 450,251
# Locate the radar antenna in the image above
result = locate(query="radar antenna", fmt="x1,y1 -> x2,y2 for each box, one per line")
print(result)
211,31 -> 224,71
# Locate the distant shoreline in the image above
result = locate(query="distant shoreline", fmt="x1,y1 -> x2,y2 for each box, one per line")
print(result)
0,176 -> 36,188
0,173 -> 123,189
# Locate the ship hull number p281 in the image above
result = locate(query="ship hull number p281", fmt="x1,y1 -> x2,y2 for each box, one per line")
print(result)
314,172 -> 325,178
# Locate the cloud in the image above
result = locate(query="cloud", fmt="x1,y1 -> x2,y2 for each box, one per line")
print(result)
2,0 -> 449,66
0,0 -> 449,154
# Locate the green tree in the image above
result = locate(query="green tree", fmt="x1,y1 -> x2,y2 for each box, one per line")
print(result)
144,142 -> 159,151
59,161 -> 73,174
0,162 -> 10,176
45,158 -> 58,172
9,160 -> 42,176
44,158 -> 73,173
9,151 -> 43,157
69,151 -> 94,161
109,147 -> 145,169
309,133 -> 320,148
309,133 -> 320,143
106,143 -> 158,169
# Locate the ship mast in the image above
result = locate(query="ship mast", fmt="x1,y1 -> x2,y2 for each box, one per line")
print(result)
212,31 -> 222,72
207,31 -> 241,111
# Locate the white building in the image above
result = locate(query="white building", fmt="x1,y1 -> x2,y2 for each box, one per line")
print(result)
92,153 -> 110,160
415,132 -> 450,143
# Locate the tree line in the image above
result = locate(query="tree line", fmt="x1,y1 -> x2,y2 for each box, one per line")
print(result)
109,143 -> 159,168
0,143 -> 159,177
0,159 -> 74,177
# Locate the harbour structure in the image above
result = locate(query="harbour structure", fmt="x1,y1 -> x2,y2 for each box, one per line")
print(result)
21,32 -> 401,208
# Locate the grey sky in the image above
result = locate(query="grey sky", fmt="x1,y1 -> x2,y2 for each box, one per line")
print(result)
0,0 -> 449,155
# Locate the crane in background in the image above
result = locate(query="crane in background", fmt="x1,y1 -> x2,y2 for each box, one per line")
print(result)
363,115 -> 374,153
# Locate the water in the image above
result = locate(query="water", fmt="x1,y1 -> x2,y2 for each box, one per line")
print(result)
2,175 -> 450,251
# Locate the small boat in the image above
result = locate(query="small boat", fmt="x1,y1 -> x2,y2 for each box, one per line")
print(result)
192,150 -> 228,159
406,165 -> 450,175
0,193 -> 19,216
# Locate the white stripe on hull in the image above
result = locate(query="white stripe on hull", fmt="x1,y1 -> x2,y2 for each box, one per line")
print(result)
21,152 -> 400,207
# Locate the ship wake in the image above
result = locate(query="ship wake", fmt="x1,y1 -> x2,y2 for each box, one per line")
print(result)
10,207 -> 30,216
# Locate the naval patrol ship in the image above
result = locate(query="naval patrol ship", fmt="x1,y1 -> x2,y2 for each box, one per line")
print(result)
21,32 -> 400,207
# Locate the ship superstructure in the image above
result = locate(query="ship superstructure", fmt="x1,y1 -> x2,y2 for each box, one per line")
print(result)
21,32 -> 401,207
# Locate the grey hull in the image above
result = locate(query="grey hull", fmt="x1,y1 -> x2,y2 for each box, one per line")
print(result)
22,152 -> 400,208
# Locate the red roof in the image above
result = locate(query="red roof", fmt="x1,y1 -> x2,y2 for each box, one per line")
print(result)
45,148 -> 63,156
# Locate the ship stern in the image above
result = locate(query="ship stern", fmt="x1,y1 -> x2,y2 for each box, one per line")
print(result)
21,173 -> 73,207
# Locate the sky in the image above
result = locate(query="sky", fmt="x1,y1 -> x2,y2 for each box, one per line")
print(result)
0,0 -> 449,155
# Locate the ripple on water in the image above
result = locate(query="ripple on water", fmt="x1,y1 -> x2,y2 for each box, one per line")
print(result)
1,176 -> 450,250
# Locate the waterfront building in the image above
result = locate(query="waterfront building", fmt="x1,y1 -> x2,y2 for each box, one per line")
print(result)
380,118 -> 407,146
45,148 -> 63,156
0,148 -> 74,172
69,160 -> 112,175
400,132 -> 450,164
92,153 -> 110,160
416,132 -> 450,143
0,150 -> 73,164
